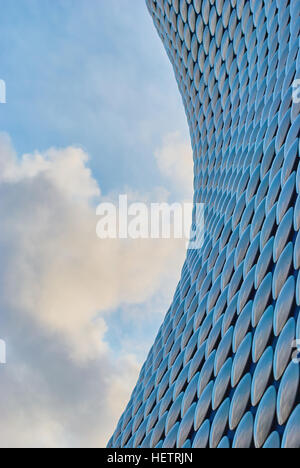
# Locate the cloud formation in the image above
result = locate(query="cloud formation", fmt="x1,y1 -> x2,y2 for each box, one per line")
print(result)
0,132 -> 191,447
155,131 -> 194,198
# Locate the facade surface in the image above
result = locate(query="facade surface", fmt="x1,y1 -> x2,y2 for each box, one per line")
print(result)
109,0 -> 300,448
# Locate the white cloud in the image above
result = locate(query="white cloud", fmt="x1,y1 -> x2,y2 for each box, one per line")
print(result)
0,133 -> 187,362
0,135 -> 100,202
0,132 -> 192,447
155,131 -> 194,198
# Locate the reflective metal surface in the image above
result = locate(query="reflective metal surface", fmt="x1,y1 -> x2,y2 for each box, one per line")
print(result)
109,0 -> 300,449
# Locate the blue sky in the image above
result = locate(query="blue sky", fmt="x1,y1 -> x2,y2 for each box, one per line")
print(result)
0,0 -> 189,193
0,0 -> 193,447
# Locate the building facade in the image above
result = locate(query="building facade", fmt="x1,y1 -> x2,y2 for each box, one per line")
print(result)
109,0 -> 300,448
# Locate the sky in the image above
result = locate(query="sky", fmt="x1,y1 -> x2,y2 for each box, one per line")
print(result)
0,0 -> 193,447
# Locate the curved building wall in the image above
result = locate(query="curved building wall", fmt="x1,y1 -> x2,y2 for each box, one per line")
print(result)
109,0 -> 300,449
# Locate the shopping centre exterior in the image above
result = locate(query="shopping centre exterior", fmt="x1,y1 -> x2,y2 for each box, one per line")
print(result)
109,0 -> 300,449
